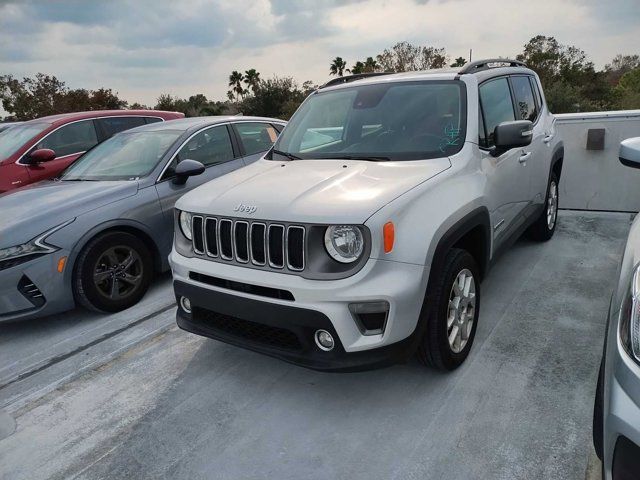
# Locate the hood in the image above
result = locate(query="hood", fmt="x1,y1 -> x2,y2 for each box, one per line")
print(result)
0,180 -> 138,247
178,158 -> 451,223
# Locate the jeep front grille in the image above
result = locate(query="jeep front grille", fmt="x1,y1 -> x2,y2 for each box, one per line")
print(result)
191,216 -> 305,272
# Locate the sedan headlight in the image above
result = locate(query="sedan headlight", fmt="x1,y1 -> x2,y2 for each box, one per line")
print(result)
621,264 -> 640,363
179,211 -> 193,241
0,220 -> 73,270
324,225 -> 364,263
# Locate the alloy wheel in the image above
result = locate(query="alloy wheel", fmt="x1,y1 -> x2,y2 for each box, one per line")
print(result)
447,268 -> 476,353
93,246 -> 143,300
546,180 -> 558,230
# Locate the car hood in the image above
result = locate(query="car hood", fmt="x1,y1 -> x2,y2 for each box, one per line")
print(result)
178,158 -> 451,223
0,180 -> 138,247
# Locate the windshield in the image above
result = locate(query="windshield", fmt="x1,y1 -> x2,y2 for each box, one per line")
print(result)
270,80 -> 466,162
0,122 -> 49,160
60,130 -> 182,181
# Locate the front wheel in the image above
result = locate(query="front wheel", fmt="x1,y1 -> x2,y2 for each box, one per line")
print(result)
528,171 -> 559,241
73,231 -> 153,313
418,248 -> 481,370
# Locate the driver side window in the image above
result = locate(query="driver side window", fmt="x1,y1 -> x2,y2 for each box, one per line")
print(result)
164,125 -> 234,179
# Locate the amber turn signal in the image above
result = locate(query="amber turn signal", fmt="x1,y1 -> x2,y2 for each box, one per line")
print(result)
383,222 -> 395,253
57,256 -> 67,273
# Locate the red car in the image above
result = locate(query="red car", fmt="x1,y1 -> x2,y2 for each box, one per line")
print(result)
0,110 -> 184,193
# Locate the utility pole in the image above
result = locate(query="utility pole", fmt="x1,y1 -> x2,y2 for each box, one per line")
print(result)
469,49 -> 473,62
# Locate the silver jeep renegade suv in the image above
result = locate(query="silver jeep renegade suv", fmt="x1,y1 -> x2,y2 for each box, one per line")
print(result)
169,59 -> 564,372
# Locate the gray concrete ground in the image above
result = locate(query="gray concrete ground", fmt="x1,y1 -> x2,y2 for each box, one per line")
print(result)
0,211 -> 631,480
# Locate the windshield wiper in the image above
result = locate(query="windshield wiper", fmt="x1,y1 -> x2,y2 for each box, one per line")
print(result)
271,149 -> 301,161
321,155 -> 392,162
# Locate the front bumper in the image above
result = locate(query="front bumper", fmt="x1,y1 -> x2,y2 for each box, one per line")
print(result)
175,281 -> 415,371
0,251 -> 74,322
170,250 -> 429,371
603,309 -> 640,479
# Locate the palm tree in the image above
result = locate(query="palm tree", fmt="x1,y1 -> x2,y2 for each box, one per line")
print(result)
363,57 -> 378,72
351,61 -> 365,74
244,69 -> 261,94
450,57 -> 466,67
329,57 -> 348,76
228,71 -> 245,101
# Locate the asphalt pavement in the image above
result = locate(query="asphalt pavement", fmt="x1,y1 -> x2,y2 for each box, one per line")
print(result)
0,211 -> 631,480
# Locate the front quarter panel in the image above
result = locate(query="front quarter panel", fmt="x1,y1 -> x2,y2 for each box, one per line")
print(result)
366,142 -> 486,268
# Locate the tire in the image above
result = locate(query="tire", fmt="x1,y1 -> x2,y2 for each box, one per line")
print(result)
73,231 -> 154,313
418,248 -> 481,370
528,171 -> 559,241
593,357 -> 605,460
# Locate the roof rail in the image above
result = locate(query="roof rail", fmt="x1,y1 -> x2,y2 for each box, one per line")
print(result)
319,72 -> 394,89
458,58 -> 526,75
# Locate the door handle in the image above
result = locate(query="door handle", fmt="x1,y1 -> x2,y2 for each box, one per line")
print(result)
543,133 -> 554,144
519,152 -> 531,164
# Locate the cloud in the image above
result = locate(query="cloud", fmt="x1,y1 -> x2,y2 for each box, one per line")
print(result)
0,0 -> 638,115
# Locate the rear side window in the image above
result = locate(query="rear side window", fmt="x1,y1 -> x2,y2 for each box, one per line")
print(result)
145,117 -> 163,124
510,76 -> 538,122
98,116 -> 145,138
479,78 -> 515,148
530,77 -> 543,112
234,122 -> 279,156
37,120 -> 98,157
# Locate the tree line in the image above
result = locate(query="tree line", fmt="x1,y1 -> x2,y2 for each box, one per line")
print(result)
1,35 -> 639,122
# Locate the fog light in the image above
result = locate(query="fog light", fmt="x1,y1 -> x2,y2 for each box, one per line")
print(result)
180,296 -> 192,313
315,329 -> 334,351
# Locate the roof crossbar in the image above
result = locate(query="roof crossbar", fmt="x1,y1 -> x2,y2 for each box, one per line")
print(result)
458,58 -> 526,74
320,72 -> 394,89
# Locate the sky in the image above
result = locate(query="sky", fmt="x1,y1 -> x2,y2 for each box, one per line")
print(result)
0,0 -> 639,114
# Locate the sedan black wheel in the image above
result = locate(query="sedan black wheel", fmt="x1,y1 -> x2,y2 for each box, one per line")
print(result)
93,246 -> 144,301
74,231 -> 153,313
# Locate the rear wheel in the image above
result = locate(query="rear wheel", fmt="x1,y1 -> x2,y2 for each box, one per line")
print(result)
73,231 -> 153,313
418,248 -> 481,370
529,171 -> 559,241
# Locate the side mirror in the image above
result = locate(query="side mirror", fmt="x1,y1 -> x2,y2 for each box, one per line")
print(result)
172,159 -> 205,185
619,137 -> 640,169
27,148 -> 56,164
493,120 -> 533,155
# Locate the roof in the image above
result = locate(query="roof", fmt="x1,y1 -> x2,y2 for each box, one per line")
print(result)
318,59 -> 537,92
21,109 -> 182,126
123,115 -> 287,134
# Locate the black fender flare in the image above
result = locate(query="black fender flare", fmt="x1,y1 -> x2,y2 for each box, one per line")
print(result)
550,143 -> 564,181
400,207 -> 491,359
428,206 -> 491,282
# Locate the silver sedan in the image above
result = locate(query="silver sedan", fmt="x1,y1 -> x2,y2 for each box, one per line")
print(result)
0,116 -> 285,322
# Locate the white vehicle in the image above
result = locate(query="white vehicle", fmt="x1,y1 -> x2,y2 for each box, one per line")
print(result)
169,59 -> 564,371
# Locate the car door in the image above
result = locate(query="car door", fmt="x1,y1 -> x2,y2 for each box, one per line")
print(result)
25,119 -> 99,183
155,124 -> 244,255
509,75 -> 545,206
479,76 -> 531,247
231,121 -> 282,165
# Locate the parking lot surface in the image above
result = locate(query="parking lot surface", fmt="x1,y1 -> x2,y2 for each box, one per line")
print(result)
0,211 -> 631,480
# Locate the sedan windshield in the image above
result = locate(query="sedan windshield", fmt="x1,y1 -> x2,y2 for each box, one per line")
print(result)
270,80 -> 466,162
0,122 -> 49,160
60,130 -> 182,181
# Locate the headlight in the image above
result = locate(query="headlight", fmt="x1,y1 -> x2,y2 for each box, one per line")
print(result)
179,211 -> 193,241
324,225 -> 364,263
621,264 -> 640,363
0,220 -> 73,270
